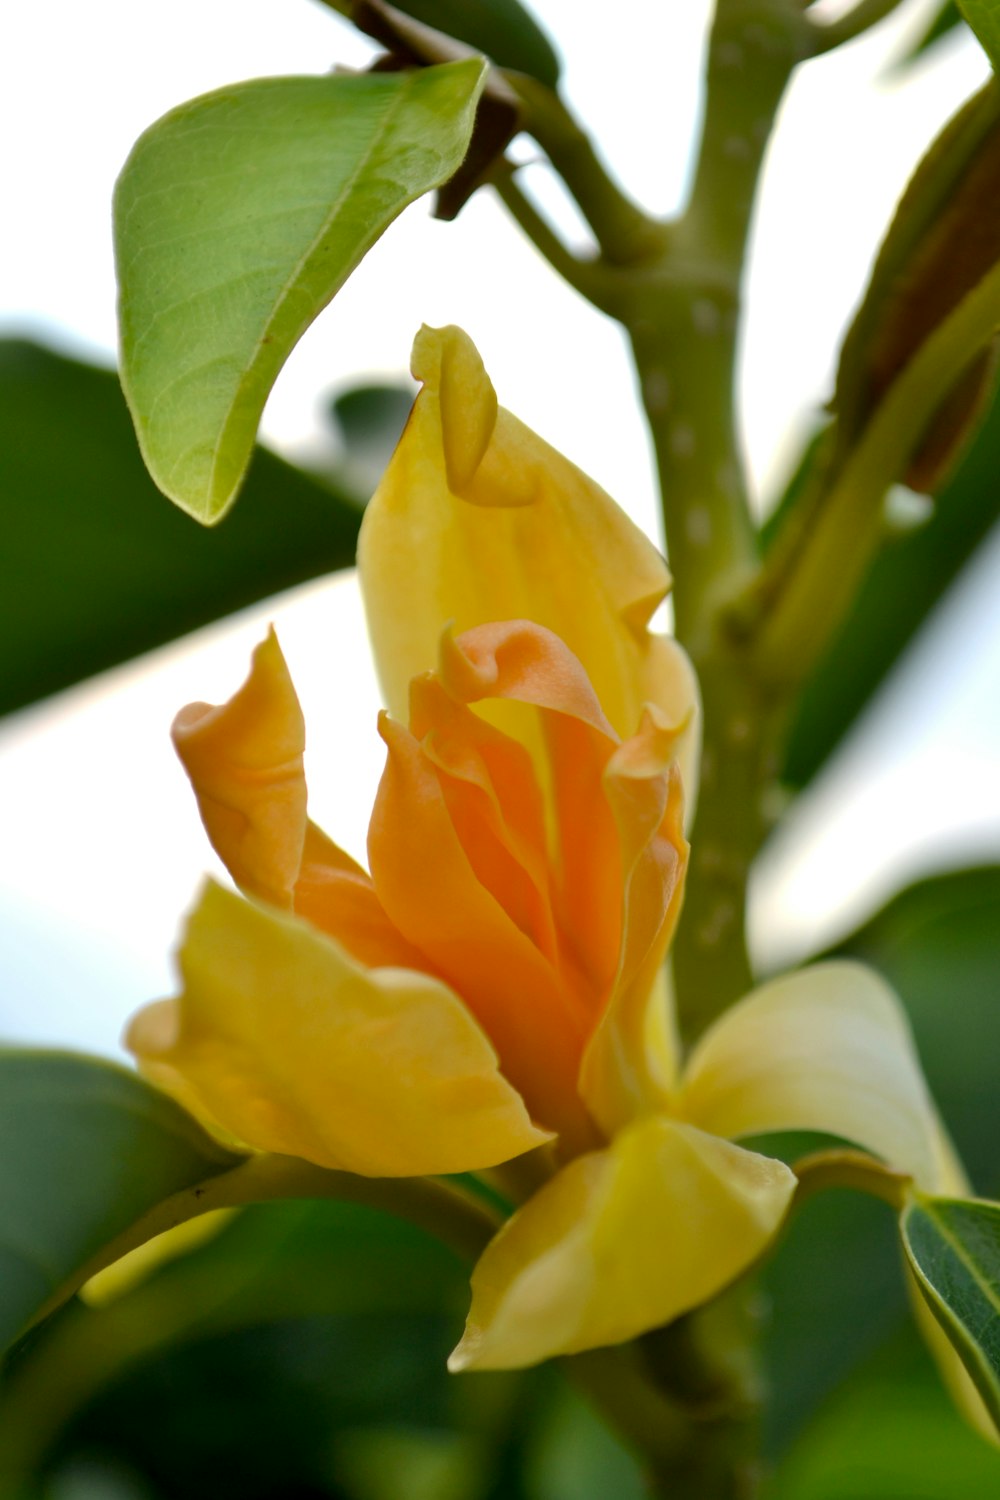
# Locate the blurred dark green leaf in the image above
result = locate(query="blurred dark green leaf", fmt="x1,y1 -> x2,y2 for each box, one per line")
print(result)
383,0 -> 561,85
525,1381 -> 646,1500
902,1195 -> 1000,1434
329,382 -> 414,494
761,1188 -> 907,1454
0,339 -> 365,718
782,388 -> 1000,786
897,2 -> 965,67
767,1323 -> 1000,1497
0,1050 -> 240,1357
0,1198 -> 558,1499
114,63 -> 485,521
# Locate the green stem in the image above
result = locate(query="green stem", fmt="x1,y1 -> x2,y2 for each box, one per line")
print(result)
491,171 -> 616,304
27,1154 -> 501,1340
808,0 -> 905,54
566,1300 -> 766,1500
511,76 -> 669,265
620,1 -> 808,1040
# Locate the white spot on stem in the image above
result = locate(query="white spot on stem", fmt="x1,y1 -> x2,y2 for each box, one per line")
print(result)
692,298 -> 721,336
644,368 -> 672,414
669,421 -> 696,459
685,505 -> 712,547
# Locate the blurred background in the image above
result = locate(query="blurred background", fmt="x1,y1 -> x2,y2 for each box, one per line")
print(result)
2,2 -> 1000,1496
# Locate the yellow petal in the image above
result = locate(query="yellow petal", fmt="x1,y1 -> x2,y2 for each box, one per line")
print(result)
126,880 -> 550,1177
172,630 -> 306,908
82,1211 -> 234,1306
680,962 -> 939,1187
357,324 -> 699,788
578,715 -> 688,1136
449,1115 -> 795,1370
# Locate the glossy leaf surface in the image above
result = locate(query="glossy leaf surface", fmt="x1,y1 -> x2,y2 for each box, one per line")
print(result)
115,62 -> 486,520
902,1195 -> 1000,1435
0,1050 -> 240,1355
0,340 -> 364,718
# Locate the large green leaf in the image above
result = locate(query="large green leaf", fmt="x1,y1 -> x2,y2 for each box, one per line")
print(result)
0,1050 -> 241,1355
958,0 -> 1000,68
902,1195 -> 1000,1436
0,339 -> 365,718
782,390 -> 1000,785
115,62 -> 487,522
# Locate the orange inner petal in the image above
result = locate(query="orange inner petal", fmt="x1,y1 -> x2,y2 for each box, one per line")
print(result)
368,711 -> 596,1150
293,823 -> 429,972
411,675 -> 559,964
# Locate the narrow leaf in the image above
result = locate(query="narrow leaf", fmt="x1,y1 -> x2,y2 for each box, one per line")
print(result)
957,0 -> 1000,69
902,1194 -> 1000,1436
0,1050 -> 241,1354
0,340 -> 366,718
781,391 -> 1000,785
114,61 -> 486,522
834,79 -> 1000,492
897,2 -> 965,69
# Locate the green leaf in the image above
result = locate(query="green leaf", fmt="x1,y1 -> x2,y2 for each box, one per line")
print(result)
957,0 -> 1000,68
897,1 -> 965,68
833,80 -> 1000,492
782,387 -> 1000,785
901,1195 -> 1000,1436
0,1199 -> 533,1495
0,1050 -> 241,1355
114,61 -> 486,522
750,83 -> 1000,695
388,0 -> 560,85
0,339 -> 364,718
761,1188 -> 908,1452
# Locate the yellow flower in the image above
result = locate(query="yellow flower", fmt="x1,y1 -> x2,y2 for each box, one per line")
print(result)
127,326 -> 950,1374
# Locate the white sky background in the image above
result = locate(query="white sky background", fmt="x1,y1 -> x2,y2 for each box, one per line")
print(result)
1,0 -> 997,1055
